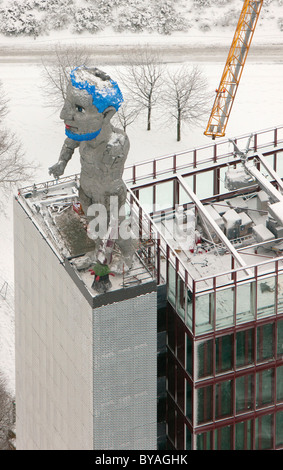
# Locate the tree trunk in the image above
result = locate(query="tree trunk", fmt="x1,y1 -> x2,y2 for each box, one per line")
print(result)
177,108 -> 181,141
147,105 -> 151,131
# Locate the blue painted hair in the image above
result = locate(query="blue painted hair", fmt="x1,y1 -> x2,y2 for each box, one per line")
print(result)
70,65 -> 124,113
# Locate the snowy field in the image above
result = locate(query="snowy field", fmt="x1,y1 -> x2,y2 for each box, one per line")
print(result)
1,13 -> 283,394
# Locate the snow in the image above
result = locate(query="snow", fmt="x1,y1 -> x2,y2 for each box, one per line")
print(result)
1,2 -> 283,394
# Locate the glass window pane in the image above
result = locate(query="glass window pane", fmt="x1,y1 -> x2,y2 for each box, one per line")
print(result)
185,425 -> 192,450
186,289 -> 193,331
276,366 -> 283,403
186,379 -> 192,421
256,369 -> 274,408
237,282 -> 255,324
197,385 -> 213,425
214,425 -> 232,450
277,274 -> 283,315
176,319 -> 185,366
216,335 -> 233,374
195,171 -> 213,200
276,410 -> 283,448
257,277 -> 275,318
168,262 -> 176,307
197,339 -> 213,379
195,293 -> 214,335
255,414 -> 273,450
197,431 -> 212,450
277,319 -> 283,357
235,420 -> 253,450
236,375 -> 254,413
138,186 -> 153,213
179,176 -> 193,205
177,388 -> 185,436
156,181 -> 174,211
186,334 -> 193,376
167,306 -> 175,351
168,354 -> 175,397
216,380 -> 232,419
216,288 -> 234,329
236,329 -> 254,368
257,323 -> 274,363
177,275 -> 185,320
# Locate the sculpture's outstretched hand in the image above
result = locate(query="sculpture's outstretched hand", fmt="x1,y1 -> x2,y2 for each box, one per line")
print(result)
48,161 -> 66,179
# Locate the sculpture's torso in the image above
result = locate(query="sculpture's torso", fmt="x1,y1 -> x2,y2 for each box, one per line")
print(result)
79,127 -> 130,207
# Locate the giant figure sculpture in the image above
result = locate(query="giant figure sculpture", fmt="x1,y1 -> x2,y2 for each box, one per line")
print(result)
49,66 -> 134,292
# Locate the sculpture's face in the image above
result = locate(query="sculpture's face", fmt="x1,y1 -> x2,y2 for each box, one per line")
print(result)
60,83 -> 105,140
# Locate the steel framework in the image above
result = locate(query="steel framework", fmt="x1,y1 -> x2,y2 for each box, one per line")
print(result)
204,0 -> 263,139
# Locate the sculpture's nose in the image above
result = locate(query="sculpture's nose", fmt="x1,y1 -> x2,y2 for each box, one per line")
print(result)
60,100 -> 73,121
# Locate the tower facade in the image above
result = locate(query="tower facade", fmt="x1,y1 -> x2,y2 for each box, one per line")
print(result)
14,178 -> 157,450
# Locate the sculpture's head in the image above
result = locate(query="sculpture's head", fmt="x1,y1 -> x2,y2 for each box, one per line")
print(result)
60,66 -> 124,142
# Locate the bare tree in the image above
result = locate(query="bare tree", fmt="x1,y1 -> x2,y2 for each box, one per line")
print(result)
0,373 -> 15,450
0,82 -> 37,193
117,46 -> 165,131
113,98 -> 142,132
162,65 -> 211,141
40,42 -> 92,110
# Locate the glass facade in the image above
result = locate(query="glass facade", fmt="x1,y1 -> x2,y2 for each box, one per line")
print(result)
166,301 -> 283,449
129,135 -> 283,450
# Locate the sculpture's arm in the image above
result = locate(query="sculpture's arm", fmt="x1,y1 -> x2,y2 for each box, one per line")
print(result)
49,138 -> 80,179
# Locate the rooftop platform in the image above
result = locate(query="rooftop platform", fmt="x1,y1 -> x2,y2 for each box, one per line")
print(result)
17,125 -> 283,300
16,178 -> 156,303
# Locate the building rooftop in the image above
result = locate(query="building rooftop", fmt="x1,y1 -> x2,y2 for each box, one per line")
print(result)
17,126 -> 283,298
16,177 -> 156,302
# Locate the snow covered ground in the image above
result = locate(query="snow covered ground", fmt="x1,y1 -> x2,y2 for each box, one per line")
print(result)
1,3 -> 283,394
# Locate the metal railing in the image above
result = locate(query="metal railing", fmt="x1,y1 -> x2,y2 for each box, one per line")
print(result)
124,125 -> 283,185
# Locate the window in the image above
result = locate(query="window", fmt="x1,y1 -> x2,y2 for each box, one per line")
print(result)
237,282 -> 255,324
215,380 -> 233,419
195,292 -> 214,334
156,181 -> 174,211
257,277 -> 275,318
216,288 -> 235,329
214,425 -> 232,450
276,366 -> 283,403
186,334 -> 193,376
236,328 -> 254,368
257,323 -> 274,363
256,369 -> 274,408
168,263 -> 176,308
277,319 -> 283,357
197,339 -> 213,379
167,353 -> 175,398
235,420 -> 253,450
196,431 -> 212,450
255,414 -> 273,450
197,385 -> 213,424
186,379 -> 192,422
216,335 -> 233,374
176,275 -> 185,320
236,374 -> 254,413
276,410 -> 283,448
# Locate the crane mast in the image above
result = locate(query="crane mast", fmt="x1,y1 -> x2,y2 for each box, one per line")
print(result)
204,0 -> 263,139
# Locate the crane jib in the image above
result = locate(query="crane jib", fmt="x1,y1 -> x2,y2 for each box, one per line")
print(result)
204,1 -> 263,139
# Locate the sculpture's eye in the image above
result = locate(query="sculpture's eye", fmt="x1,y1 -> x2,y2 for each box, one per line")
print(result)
76,105 -> 84,113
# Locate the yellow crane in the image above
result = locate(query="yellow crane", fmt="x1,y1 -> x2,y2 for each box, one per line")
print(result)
204,0 -> 263,139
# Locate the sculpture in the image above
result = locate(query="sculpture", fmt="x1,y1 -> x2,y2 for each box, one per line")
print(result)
49,66 -> 134,292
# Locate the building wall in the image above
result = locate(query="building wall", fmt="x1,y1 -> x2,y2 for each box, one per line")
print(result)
14,200 -> 94,450
92,292 -> 157,450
